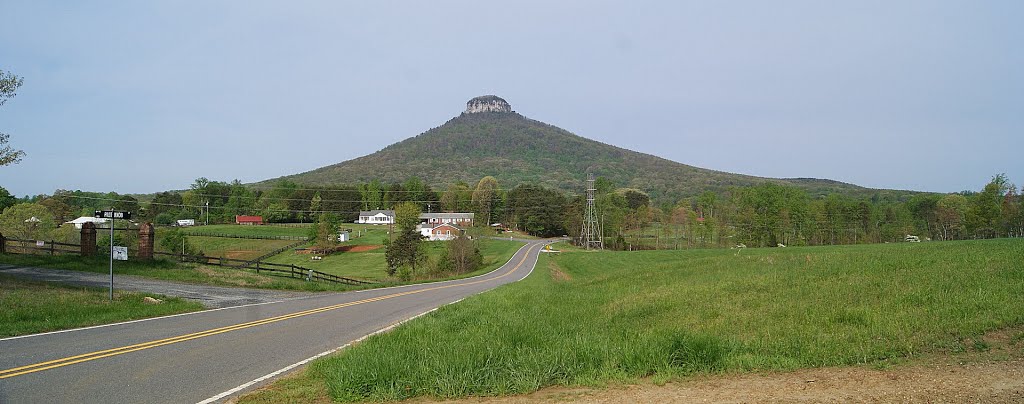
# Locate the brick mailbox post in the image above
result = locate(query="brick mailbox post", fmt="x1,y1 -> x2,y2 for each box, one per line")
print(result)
138,223 -> 155,260
81,222 -> 97,257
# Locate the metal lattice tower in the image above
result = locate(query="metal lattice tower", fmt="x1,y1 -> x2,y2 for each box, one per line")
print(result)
580,173 -> 603,250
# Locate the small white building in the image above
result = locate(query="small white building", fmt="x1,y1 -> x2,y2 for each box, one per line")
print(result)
337,231 -> 350,242
357,210 -> 395,225
65,216 -> 109,229
176,219 -> 195,227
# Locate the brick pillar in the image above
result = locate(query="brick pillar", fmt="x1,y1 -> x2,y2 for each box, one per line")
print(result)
81,222 -> 97,257
138,222 -> 155,260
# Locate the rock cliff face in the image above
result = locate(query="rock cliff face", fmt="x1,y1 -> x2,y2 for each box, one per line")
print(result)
465,95 -> 512,113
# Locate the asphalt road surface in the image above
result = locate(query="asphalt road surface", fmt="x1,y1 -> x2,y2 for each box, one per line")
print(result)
0,239 -> 550,403
0,265 -> 314,308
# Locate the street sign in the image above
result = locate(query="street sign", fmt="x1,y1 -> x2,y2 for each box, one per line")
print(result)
112,246 -> 128,261
95,210 -> 132,220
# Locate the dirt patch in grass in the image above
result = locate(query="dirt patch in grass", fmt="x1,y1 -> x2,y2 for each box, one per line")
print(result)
548,261 -> 572,283
337,245 -> 382,253
223,250 -> 254,260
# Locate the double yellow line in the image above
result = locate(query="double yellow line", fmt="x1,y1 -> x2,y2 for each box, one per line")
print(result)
0,243 -> 538,380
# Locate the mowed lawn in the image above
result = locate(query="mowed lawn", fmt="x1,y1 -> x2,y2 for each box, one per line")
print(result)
179,224 -> 309,238
184,236 -> 297,261
241,238 -> 1024,402
266,238 -> 524,281
0,274 -> 203,337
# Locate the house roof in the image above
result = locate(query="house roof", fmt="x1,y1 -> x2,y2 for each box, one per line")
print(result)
235,215 -> 263,222
66,217 -> 109,224
359,210 -> 395,216
420,213 -> 474,219
430,223 -> 462,231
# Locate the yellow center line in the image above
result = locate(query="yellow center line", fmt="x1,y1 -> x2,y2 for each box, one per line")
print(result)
0,243 -> 539,380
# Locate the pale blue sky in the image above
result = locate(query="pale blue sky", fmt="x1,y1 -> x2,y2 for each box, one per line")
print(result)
1,1 -> 1021,197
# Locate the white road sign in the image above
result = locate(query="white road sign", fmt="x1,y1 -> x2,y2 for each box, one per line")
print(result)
112,246 -> 128,261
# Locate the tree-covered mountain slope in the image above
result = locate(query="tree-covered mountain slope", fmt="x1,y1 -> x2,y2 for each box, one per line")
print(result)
264,96 -> 912,201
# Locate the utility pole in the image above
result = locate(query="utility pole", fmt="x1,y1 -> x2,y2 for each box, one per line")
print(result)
580,173 -> 603,250
205,201 -> 209,226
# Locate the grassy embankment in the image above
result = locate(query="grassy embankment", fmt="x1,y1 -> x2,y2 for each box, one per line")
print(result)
267,236 -> 524,282
0,254 -> 361,292
241,238 -> 1024,403
0,274 -> 203,337
1,223 -> 525,290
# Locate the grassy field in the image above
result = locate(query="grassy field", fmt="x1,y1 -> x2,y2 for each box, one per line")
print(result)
240,238 -> 1024,402
0,254 -> 364,292
178,224 -> 309,238
266,238 -> 524,281
0,274 -> 204,337
181,236 -> 298,261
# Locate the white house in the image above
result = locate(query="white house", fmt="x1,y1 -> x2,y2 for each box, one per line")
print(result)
418,223 -> 463,241
65,216 -> 109,229
357,210 -> 395,224
419,212 -> 474,226
176,219 -> 195,227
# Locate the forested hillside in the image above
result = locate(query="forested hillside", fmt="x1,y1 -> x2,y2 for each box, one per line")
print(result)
263,111 -> 913,203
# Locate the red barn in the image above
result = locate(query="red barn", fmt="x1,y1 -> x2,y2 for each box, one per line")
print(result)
235,215 -> 264,225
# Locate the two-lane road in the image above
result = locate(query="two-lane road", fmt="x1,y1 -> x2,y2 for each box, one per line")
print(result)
0,239 -> 551,403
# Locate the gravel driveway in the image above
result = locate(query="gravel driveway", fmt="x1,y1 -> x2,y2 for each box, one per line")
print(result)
0,265 -> 318,308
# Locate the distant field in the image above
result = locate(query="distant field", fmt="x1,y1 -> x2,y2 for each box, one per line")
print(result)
182,236 -> 297,262
0,274 -> 203,337
179,224 -> 308,238
241,238 -> 1024,402
266,238 -> 523,281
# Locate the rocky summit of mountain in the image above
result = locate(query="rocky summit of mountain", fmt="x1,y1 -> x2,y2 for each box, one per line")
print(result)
264,96 -> 909,201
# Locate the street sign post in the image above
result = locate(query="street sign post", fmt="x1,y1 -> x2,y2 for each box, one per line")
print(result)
94,210 -> 132,220
95,210 -> 131,300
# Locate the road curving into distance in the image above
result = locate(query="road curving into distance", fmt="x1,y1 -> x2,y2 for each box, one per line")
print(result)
0,239 -> 553,403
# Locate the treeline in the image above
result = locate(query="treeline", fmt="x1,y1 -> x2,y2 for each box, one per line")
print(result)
4,174 -> 1021,249
569,174 -> 1024,249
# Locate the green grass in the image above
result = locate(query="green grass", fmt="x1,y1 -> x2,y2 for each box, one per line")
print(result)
179,224 -> 310,238
0,273 -> 204,337
181,236 -> 298,261
243,238 -> 1024,402
265,238 -> 524,281
0,254 -> 364,292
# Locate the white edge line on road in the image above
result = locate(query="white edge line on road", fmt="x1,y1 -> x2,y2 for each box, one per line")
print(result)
197,240 -> 553,404
196,301 -> 458,404
0,299 -> 287,343
0,241 -> 541,343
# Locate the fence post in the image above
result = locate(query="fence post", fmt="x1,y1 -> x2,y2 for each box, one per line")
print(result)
0,232 -> 5,254
49,241 -> 55,256
81,222 -> 97,257
307,269 -> 312,282
138,223 -> 155,260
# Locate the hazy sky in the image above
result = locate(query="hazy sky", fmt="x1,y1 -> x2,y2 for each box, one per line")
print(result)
1,1 -> 1021,197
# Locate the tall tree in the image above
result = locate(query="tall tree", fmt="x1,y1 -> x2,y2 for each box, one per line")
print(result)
360,180 -> 384,210
0,203 -> 56,240
384,202 -> 426,279
472,176 -> 499,227
440,182 -> 471,213
0,70 -> 25,166
936,194 -> 968,240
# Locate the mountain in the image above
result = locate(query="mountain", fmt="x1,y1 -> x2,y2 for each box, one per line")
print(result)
263,96 -> 913,202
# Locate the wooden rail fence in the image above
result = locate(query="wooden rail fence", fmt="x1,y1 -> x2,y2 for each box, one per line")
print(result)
152,251 -> 372,285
